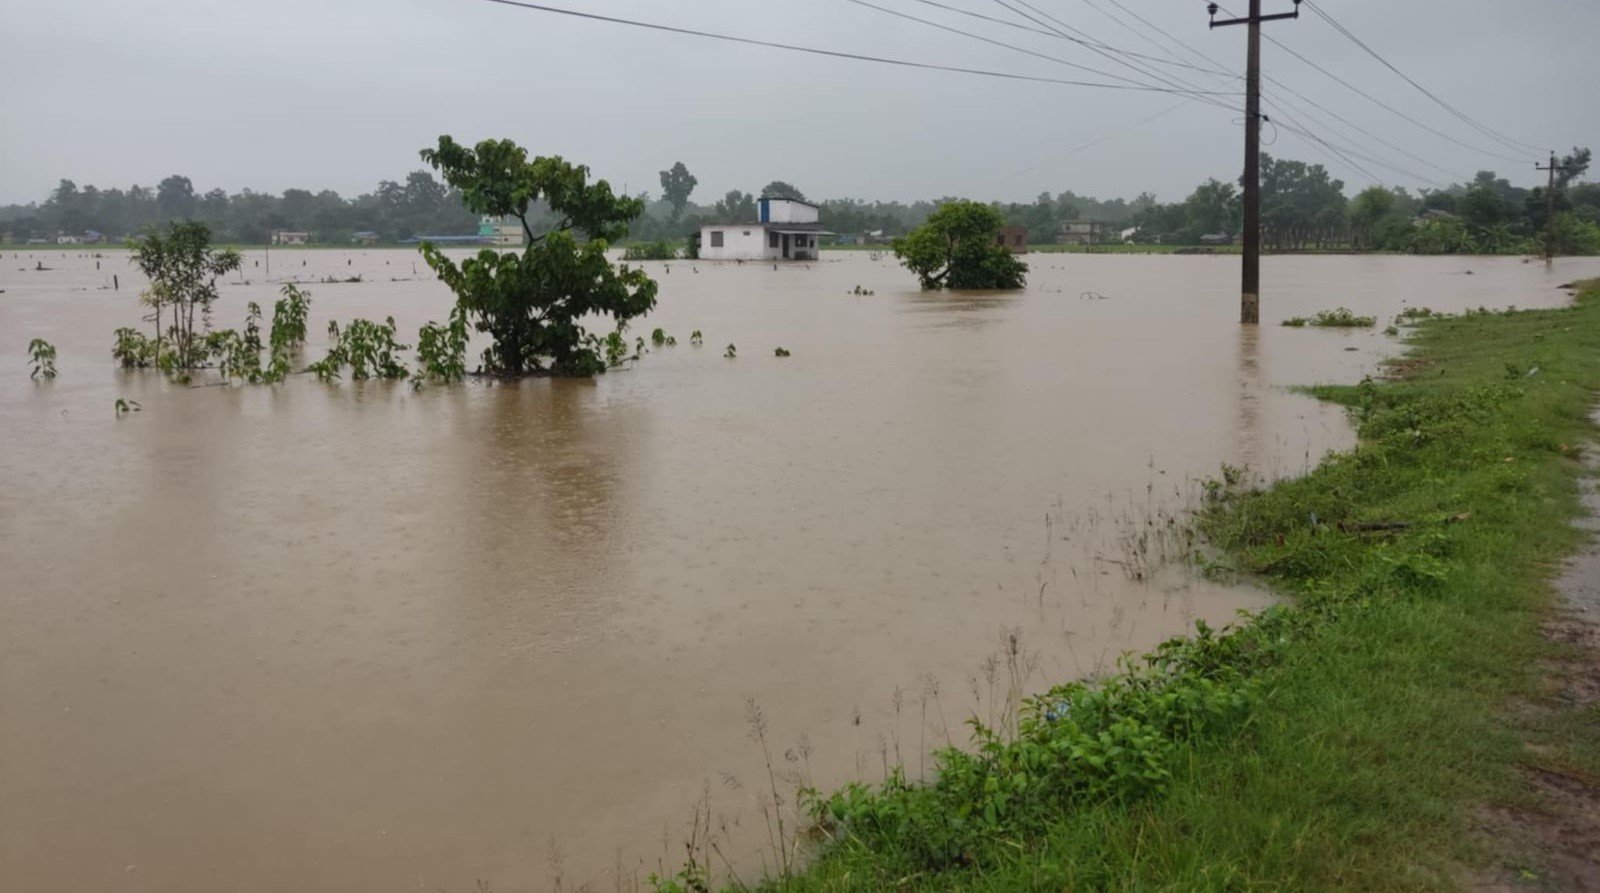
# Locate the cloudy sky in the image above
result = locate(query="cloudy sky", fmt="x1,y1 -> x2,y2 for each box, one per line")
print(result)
1,0 -> 1594,206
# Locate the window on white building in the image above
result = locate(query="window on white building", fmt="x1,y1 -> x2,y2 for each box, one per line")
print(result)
710,231 -> 724,248
769,231 -> 779,248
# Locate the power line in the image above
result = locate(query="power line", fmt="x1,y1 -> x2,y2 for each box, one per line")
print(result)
902,0 -> 1236,76
993,0 -> 1242,112
1302,1 -> 1544,155
841,0 -> 1237,93
1200,0 -> 1531,164
465,0 -> 1216,93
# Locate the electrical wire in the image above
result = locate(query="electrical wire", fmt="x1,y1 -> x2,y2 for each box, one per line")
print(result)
842,0 -> 1238,93
1302,1 -> 1545,154
464,0 -> 1218,93
903,0 -> 1235,76
1199,0 -> 1532,164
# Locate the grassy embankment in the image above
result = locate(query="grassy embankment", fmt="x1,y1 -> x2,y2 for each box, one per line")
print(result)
669,282 -> 1600,892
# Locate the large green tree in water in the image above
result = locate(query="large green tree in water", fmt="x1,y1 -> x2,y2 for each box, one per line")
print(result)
892,200 -> 1028,291
419,136 -> 657,376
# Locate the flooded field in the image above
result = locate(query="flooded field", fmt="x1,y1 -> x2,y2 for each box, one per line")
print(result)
2,248 -> 1594,891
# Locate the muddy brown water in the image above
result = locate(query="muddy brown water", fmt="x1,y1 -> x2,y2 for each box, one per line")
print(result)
2,248 -> 1594,891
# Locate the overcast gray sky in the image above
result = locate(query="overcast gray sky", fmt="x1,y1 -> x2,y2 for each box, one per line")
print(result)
1,0 -> 1595,206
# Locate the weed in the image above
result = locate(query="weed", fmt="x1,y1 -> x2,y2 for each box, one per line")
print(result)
306,317 -> 410,382
27,338 -> 56,379
774,347 -> 791,357
724,343 -> 737,359
413,305 -> 470,387
690,330 -> 704,346
1281,307 -> 1377,328
696,285 -> 1600,890
113,398 -> 141,415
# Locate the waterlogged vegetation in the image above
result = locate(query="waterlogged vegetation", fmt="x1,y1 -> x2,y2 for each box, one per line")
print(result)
1281,307 -> 1378,328
418,135 -> 657,377
623,240 -> 684,261
655,281 -> 1600,891
893,201 -> 1027,291
306,317 -> 410,382
26,338 -> 56,379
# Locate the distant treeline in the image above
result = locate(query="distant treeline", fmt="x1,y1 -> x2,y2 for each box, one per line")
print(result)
2,149 -> 1594,254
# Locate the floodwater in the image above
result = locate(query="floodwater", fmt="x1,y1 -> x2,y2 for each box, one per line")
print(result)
2,247 -> 1593,891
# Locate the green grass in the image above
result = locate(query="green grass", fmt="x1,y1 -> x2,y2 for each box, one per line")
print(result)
675,282 -> 1600,893
1283,307 -> 1379,328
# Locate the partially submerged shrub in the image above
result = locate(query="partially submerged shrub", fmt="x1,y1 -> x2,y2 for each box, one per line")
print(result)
412,306 -> 470,386
27,338 -> 57,379
1282,307 -> 1376,328
307,317 -> 410,382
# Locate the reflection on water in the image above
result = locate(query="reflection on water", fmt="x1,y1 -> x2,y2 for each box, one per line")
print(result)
1,249 -> 1594,891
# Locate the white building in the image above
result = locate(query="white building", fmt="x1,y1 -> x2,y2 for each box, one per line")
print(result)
699,197 -> 831,261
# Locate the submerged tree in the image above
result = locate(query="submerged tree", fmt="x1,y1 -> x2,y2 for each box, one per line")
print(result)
892,200 -> 1028,291
418,136 -> 658,376
129,221 -> 242,370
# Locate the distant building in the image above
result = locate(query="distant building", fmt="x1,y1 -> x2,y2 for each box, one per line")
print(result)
699,197 -> 832,261
478,216 -> 523,247
1199,233 -> 1235,245
997,225 -> 1028,254
272,230 -> 310,246
352,231 -> 380,245
83,230 -> 107,244
1058,220 -> 1108,245
56,234 -> 84,245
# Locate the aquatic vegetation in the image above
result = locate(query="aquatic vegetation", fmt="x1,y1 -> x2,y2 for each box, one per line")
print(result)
270,284 -> 312,352
129,221 -> 242,370
724,343 -> 737,359
850,285 -> 875,296
113,398 -> 141,415
412,306 -> 470,387
650,327 -> 677,347
690,330 -> 704,346
1281,307 -> 1377,328
419,136 -> 657,377
27,338 -> 56,379
774,347 -> 791,357
893,200 -> 1027,290
306,317 -> 410,382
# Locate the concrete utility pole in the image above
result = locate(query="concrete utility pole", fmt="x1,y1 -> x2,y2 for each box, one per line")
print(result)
1210,0 -> 1300,325
1535,151 -> 1569,262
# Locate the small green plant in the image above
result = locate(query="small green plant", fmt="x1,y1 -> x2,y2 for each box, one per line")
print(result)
206,329 -> 259,383
270,284 -> 312,353
113,327 -> 155,369
690,330 -> 703,346
850,285 -> 876,296
306,317 -> 410,382
114,398 -> 141,415
27,338 -> 57,379
724,343 -> 737,359
1282,307 -> 1376,328
774,347 -> 791,357
1384,325 -> 1400,336
412,305 -> 470,387
651,327 -> 677,347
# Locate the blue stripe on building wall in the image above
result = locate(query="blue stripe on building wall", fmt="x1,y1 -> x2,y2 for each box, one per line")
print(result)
759,198 -> 770,224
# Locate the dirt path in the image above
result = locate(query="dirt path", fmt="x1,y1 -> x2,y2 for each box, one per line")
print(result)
1477,410 -> 1600,892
